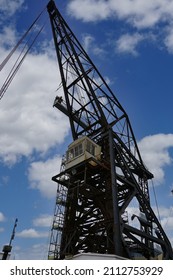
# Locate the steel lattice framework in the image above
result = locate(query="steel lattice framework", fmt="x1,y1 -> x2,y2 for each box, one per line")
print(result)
47,0 -> 173,260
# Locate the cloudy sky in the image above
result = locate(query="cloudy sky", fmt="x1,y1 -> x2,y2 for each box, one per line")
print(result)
1,0 -> 173,259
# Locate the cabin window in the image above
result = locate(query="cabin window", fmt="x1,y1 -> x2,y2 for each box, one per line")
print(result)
74,143 -> 83,157
67,143 -> 83,161
86,140 -> 95,156
67,149 -> 74,160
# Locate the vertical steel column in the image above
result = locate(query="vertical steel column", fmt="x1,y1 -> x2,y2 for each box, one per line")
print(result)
108,128 -> 122,256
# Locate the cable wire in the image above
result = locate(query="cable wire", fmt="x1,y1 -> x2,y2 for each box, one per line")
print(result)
0,6 -> 47,100
0,6 -> 46,72
151,179 -> 161,224
0,24 -> 45,100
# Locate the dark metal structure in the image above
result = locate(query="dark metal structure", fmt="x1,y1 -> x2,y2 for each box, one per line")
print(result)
47,0 -> 173,260
1,218 -> 18,260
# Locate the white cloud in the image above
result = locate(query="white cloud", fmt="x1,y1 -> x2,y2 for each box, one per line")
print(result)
82,34 -> 106,56
155,206 -> 172,218
82,34 -> 95,52
0,227 -> 4,232
67,0 -> 173,28
138,134 -> 173,185
0,42 -> 69,165
67,0 -> 173,53
0,0 -> 25,18
67,0 -> 111,22
28,156 -> 62,198
13,243 -> 48,260
164,26 -> 173,53
0,176 -> 9,186
161,215 -> 173,230
154,206 -> 173,243
111,0 -> 167,29
0,212 -> 5,222
33,214 -> 52,227
16,228 -> 48,238
115,33 -> 144,56
0,27 -> 17,48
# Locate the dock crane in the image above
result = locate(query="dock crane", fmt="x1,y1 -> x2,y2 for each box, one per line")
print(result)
47,0 -> 173,260
0,0 -> 172,260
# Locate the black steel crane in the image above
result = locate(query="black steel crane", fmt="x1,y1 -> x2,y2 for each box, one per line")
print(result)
47,0 -> 173,260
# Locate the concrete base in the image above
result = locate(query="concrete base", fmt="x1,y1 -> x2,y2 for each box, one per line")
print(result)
70,253 -> 126,260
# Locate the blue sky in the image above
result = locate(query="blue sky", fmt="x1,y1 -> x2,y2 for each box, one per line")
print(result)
1,0 -> 173,259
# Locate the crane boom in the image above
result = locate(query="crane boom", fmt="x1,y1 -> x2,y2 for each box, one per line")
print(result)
47,0 -> 173,260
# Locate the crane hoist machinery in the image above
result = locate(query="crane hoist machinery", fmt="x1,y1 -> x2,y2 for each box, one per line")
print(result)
45,0 -> 173,260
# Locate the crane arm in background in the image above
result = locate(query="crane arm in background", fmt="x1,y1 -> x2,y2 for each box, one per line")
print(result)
1,218 -> 18,260
0,7 -> 46,100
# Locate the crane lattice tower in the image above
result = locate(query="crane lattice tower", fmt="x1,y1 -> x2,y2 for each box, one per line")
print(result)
47,0 -> 173,260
